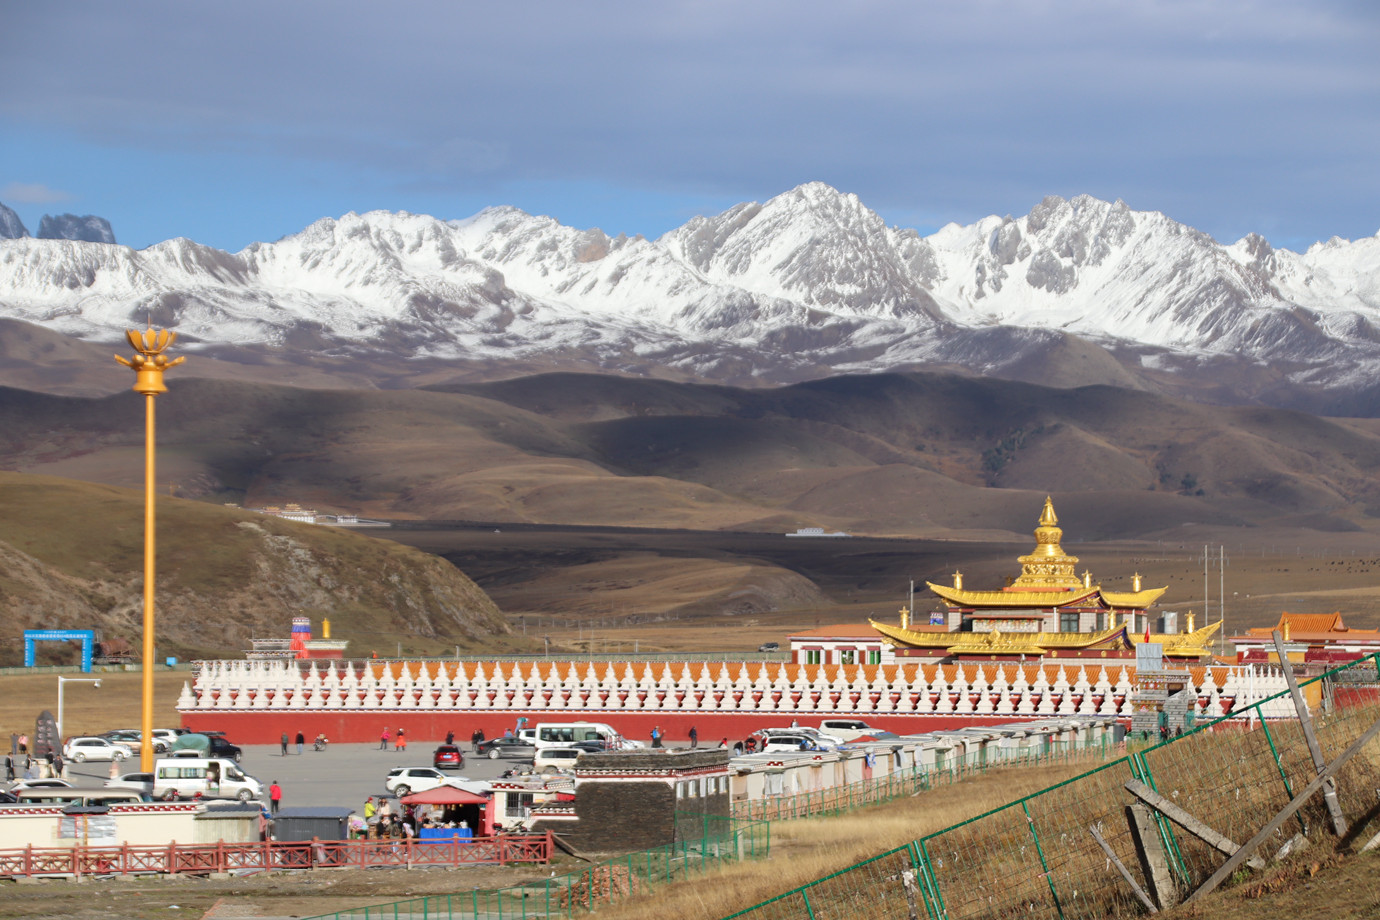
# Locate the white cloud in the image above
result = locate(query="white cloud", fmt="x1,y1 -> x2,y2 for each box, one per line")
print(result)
2,182 -> 71,204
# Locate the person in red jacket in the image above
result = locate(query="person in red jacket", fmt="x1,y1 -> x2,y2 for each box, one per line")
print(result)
269,781 -> 283,814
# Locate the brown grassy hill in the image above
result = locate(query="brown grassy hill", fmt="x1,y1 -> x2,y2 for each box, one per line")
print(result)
0,472 -> 510,666
2,371 -> 1380,541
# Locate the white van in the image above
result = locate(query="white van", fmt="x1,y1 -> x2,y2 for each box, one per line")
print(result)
153,757 -> 263,802
15,788 -> 146,806
534,721 -> 627,750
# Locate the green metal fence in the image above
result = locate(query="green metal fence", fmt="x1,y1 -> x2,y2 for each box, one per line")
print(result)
724,655 -> 1380,920
304,814 -> 770,920
733,734 -> 1123,823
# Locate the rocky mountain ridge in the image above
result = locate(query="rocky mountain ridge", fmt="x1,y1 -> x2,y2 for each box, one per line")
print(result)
1,185 -> 1378,410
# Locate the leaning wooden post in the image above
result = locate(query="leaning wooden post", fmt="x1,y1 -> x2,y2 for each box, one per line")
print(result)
1272,630 -> 1348,836
1187,712 -> 1380,903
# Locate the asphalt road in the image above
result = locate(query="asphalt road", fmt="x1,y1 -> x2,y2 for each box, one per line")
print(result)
57,742 -> 577,810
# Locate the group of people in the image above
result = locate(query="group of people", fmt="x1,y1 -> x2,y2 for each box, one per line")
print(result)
279,732 -> 329,755
7,733 -> 63,782
358,795 -> 470,839
378,727 -> 408,751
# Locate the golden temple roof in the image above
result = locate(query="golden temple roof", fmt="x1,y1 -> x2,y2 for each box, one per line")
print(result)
928,497 -> 1165,610
870,618 -> 1222,658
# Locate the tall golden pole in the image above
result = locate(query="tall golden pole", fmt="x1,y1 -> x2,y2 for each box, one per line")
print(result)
116,329 -> 184,771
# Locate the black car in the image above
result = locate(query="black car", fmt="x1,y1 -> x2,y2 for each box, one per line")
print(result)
476,736 -> 538,760
172,736 -> 242,762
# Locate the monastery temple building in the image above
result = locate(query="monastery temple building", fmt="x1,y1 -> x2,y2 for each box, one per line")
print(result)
790,498 -> 1218,667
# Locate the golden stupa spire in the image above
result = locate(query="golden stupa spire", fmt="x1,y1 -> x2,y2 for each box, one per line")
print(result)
1011,496 -> 1083,589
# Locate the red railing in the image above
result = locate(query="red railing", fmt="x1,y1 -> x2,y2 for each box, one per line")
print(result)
0,832 -> 552,879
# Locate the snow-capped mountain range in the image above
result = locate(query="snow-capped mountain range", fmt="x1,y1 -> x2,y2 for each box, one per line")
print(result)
2,183 -> 1379,408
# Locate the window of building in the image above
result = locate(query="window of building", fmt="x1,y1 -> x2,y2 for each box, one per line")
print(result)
868,650 -> 882,665
839,649 -> 856,665
1059,612 -> 1079,633
805,650 -> 822,665
505,793 -> 534,818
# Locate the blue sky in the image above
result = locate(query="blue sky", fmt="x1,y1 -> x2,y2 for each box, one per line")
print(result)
2,1 -> 1377,252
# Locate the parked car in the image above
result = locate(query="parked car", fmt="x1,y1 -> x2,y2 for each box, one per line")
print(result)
10,779 -> 74,792
765,726 -> 845,747
63,737 -> 134,762
758,642 -> 780,652
384,766 -> 460,797
818,719 -> 895,742
477,736 -> 538,760
433,745 -> 465,770
533,747 -> 583,774
101,730 -> 172,753
103,772 -> 155,797
756,732 -> 828,753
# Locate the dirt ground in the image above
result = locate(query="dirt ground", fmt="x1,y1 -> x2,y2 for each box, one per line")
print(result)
0,671 -> 188,745
381,522 -> 1380,653
0,861 -> 559,920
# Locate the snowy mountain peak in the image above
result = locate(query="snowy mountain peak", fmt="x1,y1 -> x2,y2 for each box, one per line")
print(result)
2,183 -> 1380,404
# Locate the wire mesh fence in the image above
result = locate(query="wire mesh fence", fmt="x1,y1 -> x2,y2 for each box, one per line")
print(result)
722,654 -> 1380,920
304,814 -> 769,920
733,736 -> 1124,824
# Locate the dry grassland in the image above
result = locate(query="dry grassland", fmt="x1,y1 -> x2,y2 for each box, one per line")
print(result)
0,670 -> 187,740
593,761 -> 1095,920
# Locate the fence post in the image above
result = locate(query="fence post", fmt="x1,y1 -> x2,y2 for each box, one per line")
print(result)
1021,801 -> 1066,920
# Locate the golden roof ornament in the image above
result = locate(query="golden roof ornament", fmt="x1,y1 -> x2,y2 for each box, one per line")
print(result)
1012,496 -> 1082,589
115,328 -> 186,395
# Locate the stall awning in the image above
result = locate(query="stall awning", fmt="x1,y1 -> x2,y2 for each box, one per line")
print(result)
401,786 -> 489,806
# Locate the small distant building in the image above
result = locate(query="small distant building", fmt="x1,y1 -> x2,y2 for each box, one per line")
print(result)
786,623 -> 895,666
546,749 -> 730,852
1232,612 -> 1380,667
245,617 -> 348,661
786,527 -> 852,538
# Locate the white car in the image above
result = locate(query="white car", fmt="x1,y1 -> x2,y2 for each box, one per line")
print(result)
818,719 -> 892,742
104,772 -> 155,796
64,737 -> 134,762
533,747 -> 583,774
384,766 -> 462,797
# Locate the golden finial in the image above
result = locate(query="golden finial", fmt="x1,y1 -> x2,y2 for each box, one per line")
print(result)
1132,572 -> 1142,592
899,606 -> 910,629
953,570 -> 963,590
1282,620 -> 1291,642
1038,496 -> 1058,527
1082,570 -> 1092,588
115,327 -> 186,395
1186,610 -> 1195,633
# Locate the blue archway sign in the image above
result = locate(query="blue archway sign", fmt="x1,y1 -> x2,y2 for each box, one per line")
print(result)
23,630 -> 96,672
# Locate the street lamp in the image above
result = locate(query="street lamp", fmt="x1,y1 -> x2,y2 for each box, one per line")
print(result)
57,676 -> 102,741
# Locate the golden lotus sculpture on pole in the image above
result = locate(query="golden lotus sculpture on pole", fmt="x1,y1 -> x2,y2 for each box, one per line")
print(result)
115,328 -> 185,771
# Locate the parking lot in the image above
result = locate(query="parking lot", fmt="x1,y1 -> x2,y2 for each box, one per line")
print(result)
57,740 -> 687,810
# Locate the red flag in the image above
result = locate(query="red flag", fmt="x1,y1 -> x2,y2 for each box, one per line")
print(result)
1144,620 -> 1151,644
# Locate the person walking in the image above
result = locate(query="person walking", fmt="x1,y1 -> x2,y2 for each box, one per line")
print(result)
379,728 -> 391,751
650,726 -> 662,748
4,752 -> 14,782
470,729 -> 481,753
269,780 -> 283,814
281,732 -> 289,756
688,726 -> 698,749
17,733 -> 27,755
53,752 -> 65,779
395,728 -> 407,752
9,732 -> 16,755
295,731 -> 305,755
446,730 -> 455,745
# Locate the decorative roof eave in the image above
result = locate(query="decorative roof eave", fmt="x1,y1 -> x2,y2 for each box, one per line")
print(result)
926,582 -> 1102,608
1100,587 -> 1169,608
1131,620 -> 1223,655
871,622 -> 1135,652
